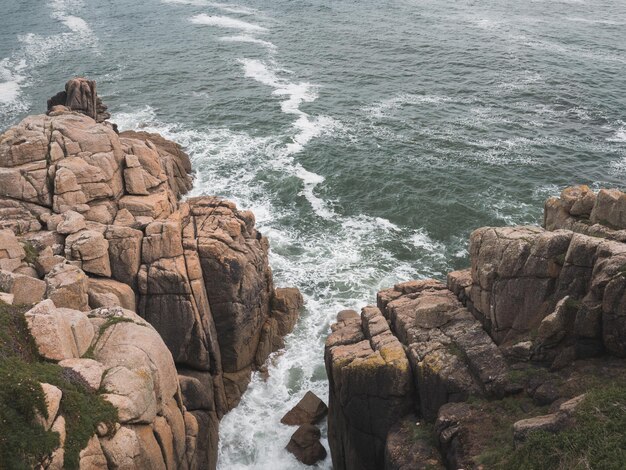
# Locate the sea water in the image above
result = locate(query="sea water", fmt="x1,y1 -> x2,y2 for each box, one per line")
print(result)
1,0 -> 625,468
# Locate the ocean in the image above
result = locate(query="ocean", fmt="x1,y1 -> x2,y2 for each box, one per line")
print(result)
1,0 -> 625,467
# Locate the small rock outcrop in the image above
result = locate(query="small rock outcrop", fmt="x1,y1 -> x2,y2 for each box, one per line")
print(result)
285,424 -> 327,466
0,80 -> 304,469
47,78 -> 111,123
281,391 -> 328,426
325,186 -> 626,469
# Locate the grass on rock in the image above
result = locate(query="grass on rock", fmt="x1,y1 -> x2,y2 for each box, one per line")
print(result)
478,381 -> 626,470
0,300 -> 117,470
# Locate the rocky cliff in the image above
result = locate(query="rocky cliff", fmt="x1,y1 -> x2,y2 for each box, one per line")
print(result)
0,79 -> 302,469
325,185 -> 626,469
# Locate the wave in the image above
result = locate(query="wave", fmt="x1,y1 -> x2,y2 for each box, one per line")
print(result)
238,58 -> 342,219
607,125 -> 626,143
111,105 -> 453,470
0,0 -> 94,122
163,0 -> 258,15
190,14 -> 267,32
61,15 -> 91,34
365,93 -> 452,119
219,35 -> 276,50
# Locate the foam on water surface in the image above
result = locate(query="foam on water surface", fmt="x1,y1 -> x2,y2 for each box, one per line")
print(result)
191,14 -> 267,32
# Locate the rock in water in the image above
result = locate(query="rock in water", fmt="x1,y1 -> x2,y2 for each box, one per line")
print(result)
281,391 -> 328,426
286,424 -> 327,465
47,78 -> 111,123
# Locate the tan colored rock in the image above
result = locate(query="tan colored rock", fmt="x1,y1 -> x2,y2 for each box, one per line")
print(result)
78,435 -> 108,470
153,416 -> 176,470
590,188 -> 626,229
90,307 -> 179,414
35,383 -> 62,431
20,230 -> 65,256
25,300 -> 94,360
47,78 -> 110,122
0,199 -> 47,234
183,411 -> 198,469
45,263 -> 90,311
13,265 -> 39,279
162,400 -> 187,467
34,249 -> 66,277
48,415 -> 67,470
101,365 -> 157,424
59,358 -> 105,392
113,208 -> 138,228
271,287 -> 304,337
105,225 -> 143,288
100,425 -> 166,470
65,229 -> 111,277
119,192 -> 173,219
0,257 -> 22,273
88,278 -> 136,311
0,269 -> 46,305
0,229 -> 25,260
0,114 -> 49,167
124,166 -> 150,195
56,210 -> 87,234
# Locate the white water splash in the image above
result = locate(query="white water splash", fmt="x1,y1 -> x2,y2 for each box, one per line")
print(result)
0,0 -> 94,118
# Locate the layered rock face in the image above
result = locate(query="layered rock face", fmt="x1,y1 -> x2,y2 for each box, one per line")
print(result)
325,186 -> 626,470
0,81 -> 303,469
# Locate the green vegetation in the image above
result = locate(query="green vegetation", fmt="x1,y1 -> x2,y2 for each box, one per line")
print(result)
0,301 -> 117,469
408,421 -> 435,445
507,366 -> 550,385
478,382 -> 626,469
20,241 -> 38,265
445,342 -> 464,359
97,315 -> 135,336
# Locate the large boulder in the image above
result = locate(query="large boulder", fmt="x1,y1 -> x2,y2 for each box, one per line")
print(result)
24,300 -> 94,360
0,269 -> 46,305
45,263 -> 90,311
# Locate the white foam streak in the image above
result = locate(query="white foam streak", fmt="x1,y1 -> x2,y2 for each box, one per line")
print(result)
238,58 -> 343,219
191,14 -> 267,32
219,35 -> 276,50
0,0 -> 94,117
110,106 -> 452,469
608,126 -> 626,143
163,0 -> 258,15
62,15 -> 91,34
366,93 -> 451,118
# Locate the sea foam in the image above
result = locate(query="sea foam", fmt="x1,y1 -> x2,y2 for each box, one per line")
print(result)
190,14 -> 267,32
219,35 -> 276,50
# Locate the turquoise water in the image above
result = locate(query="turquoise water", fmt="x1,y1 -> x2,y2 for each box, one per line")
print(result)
1,0 -> 625,467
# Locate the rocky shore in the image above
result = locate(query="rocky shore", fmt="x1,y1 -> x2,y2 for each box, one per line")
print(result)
0,79 -> 303,469
325,185 -> 626,469
2,78 -> 625,470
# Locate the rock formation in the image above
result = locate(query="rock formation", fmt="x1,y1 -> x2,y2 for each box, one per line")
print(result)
0,80 -> 303,469
326,185 -> 626,469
